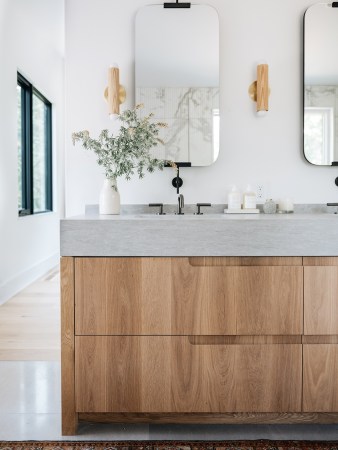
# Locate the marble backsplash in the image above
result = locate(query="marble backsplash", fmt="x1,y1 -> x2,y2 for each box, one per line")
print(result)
136,86 -> 219,165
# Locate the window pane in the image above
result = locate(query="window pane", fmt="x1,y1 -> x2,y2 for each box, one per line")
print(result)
17,72 -> 53,216
17,84 -> 23,211
33,93 -> 48,212
304,107 -> 334,165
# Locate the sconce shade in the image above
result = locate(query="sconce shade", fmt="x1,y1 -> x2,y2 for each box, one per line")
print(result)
108,66 -> 120,116
248,63 -> 270,115
257,63 -> 269,112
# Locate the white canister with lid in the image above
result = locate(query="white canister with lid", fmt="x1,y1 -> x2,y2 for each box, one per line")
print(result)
278,198 -> 294,213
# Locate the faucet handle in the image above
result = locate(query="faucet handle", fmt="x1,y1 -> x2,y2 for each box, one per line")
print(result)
194,203 -> 211,215
327,203 -> 338,214
149,203 -> 166,215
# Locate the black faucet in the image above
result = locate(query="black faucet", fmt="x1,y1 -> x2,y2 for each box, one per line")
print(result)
149,203 -> 165,215
176,194 -> 184,215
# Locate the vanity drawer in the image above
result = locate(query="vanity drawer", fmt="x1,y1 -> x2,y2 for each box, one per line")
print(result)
75,336 -> 302,413
75,257 -> 303,336
304,262 -> 338,335
303,344 -> 338,412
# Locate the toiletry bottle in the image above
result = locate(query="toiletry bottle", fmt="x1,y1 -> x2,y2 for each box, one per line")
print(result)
227,186 -> 242,210
243,185 -> 256,209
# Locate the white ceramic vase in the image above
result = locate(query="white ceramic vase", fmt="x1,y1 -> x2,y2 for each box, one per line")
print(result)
99,178 -> 120,215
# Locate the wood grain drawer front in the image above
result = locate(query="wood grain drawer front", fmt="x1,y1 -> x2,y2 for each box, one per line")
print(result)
75,336 -> 302,413
75,258 -> 303,336
303,345 -> 338,412
304,267 -> 338,335
173,260 -> 303,335
75,257 -> 172,335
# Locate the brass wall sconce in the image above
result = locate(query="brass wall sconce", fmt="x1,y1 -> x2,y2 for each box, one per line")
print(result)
104,63 -> 126,119
249,63 -> 270,116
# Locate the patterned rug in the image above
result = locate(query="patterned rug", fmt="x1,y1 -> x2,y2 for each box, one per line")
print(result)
1,442 -> 338,450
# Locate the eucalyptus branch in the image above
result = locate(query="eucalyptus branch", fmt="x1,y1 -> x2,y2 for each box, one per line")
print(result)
72,104 -> 175,185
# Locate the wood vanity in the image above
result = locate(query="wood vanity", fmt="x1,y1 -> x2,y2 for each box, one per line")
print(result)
61,254 -> 338,435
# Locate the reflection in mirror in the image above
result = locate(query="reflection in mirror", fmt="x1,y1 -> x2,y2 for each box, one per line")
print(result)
135,5 -> 219,166
304,3 -> 338,165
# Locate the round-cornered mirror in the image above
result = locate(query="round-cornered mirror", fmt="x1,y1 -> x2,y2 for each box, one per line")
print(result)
304,3 -> 338,165
135,4 -> 220,167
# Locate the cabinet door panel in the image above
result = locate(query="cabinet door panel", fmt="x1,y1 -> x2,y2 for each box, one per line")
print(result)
303,345 -> 338,412
304,266 -> 338,335
75,257 -> 303,335
75,336 -> 302,413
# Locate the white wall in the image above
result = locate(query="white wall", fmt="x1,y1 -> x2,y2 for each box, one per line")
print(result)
0,0 -> 65,304
65,0 -> 338,217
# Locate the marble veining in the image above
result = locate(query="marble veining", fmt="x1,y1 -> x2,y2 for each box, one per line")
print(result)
136,87 -> 219,164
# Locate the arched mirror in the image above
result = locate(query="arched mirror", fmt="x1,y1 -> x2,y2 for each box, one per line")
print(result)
135,4 -> 219,166
304,3 -> 338,165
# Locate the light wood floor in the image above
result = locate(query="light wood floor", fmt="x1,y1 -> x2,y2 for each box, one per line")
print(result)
0,267 -> 60,361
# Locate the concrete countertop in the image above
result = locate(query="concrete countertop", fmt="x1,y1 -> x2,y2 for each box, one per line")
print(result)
60,206 -> 338,257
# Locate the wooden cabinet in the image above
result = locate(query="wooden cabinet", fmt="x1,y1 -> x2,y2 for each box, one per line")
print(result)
303,344 -> 338,412
304,258 -> 338,335
302,258 -> 338,411
61,255 -> 338,435
75,336 -> 302,413
75,257 -> 303,336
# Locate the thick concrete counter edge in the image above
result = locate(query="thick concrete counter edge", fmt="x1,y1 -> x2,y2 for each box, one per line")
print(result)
60,215 -> 338,256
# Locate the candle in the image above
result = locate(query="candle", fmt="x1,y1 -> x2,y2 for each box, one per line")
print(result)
279,198 -> 294,212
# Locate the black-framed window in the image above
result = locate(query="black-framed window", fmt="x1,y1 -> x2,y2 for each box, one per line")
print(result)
17,73 -> 52,216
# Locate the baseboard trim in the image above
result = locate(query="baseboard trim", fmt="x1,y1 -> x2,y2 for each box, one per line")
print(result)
78,412 -> 338,425
0,253 -> 59,305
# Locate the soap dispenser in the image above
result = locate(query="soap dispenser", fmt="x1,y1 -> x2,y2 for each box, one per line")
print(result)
243,185 -> 256,209
227,186 -> 242,210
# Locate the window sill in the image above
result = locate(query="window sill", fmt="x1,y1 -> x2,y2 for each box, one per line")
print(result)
18,210 -> 56,220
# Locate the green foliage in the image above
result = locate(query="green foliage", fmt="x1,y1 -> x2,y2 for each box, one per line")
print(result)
72,104 -> 173,186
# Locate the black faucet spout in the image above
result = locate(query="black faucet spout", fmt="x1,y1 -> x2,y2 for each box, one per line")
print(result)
177,194 -> 185,215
